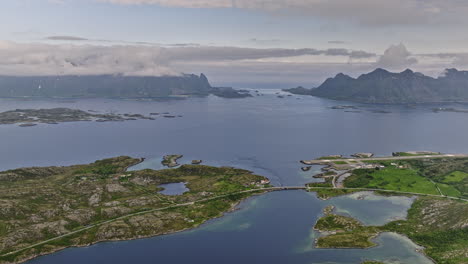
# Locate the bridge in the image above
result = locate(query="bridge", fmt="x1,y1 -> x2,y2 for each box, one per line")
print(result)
2,185 -> 466,258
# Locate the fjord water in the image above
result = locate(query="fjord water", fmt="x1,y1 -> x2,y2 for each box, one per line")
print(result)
2,90 -> 468,263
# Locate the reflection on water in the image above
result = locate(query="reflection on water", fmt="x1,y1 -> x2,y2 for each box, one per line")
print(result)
326,191 -> 415,226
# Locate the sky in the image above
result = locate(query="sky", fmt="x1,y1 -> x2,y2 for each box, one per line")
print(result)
2,0 -> 468,87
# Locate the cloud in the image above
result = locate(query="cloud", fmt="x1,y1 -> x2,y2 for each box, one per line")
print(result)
96,0 -> 460,26
1,41 -> 466,86
46,35 -> 89,41
328,40 -> 347,45
0,41 -> 375,76
376,44 -> 418,69
0,41 -> 176,76
45,35 -> 201,47
160,46 -> 375,62
249,38 -> 283,46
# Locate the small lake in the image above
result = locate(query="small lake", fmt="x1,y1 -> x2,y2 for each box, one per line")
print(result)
158,182 -> 189,195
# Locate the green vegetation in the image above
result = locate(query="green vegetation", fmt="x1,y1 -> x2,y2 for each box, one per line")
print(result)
310,155 -> 468,263
0,157 -> 269,264
73,159 -> 123,176
316,197 -> 468,264
312,188 -> 360,200
161,154 -> 183,168
345,166 -> 439,195
436,183 -> 462,197
314,206 -> 379,248
316,229 -> 379,248
361,261 -> 385,264
384,197 -> 468,264
392,152 -> 438,157
314,207 -> 362,231
318,156 -> 342,160
443,171 -> 468,183
333,161 -> 347,165
343,157 -> 468,198
403,158 -> 468,198
0,108 -> 157,126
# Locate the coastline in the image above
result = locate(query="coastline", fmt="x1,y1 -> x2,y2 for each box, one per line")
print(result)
4,189 -> 273,264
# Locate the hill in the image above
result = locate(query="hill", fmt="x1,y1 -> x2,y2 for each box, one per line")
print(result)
284,68 -> 468,103
0,74 -> 250,99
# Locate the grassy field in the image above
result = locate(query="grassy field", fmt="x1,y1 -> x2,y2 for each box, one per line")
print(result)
345,167 -> 439,195
436,183 -> 462,197
333,161 -> 348,165
344,158 -> 468,198
443,171 -> 468,183
0,157 -> 269,264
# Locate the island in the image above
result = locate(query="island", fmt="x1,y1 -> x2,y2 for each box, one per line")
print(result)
305,153 -> 468,264
0,108 -> 163,126
284,68 -> 468,104
0,157 -> 272,264
0,74 -> 250,99
161,155 -> 183,168
1,153 -> 467,264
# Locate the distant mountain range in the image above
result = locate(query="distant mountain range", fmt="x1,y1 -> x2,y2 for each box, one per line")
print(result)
284,68 -> 468,103
0,74 -> 250,99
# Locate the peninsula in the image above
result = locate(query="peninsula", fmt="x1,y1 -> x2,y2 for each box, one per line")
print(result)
284,68 -> 468,104
305,153 -> 468,264
1,153 -> 467,264
0,157 -> 271,264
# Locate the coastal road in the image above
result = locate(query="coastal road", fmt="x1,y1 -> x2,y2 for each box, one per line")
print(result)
301,153 -> 468,165
0,186 -> 304,258
307,186 -> 468,202
3,185 -> 466,258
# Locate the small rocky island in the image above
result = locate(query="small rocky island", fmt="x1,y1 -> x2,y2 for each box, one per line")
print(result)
161,155 -> 183,168
0,108 -> 181,126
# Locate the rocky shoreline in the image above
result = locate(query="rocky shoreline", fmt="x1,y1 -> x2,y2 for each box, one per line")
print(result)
0,108 -> 183,127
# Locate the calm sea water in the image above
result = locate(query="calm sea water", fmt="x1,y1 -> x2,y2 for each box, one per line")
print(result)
2,90 -> 468,263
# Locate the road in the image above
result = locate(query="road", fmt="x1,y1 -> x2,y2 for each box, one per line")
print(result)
307,186 -> 468,202
0,186 -> 303,257
2,185 -> 466,258
301,153 -> 468,165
